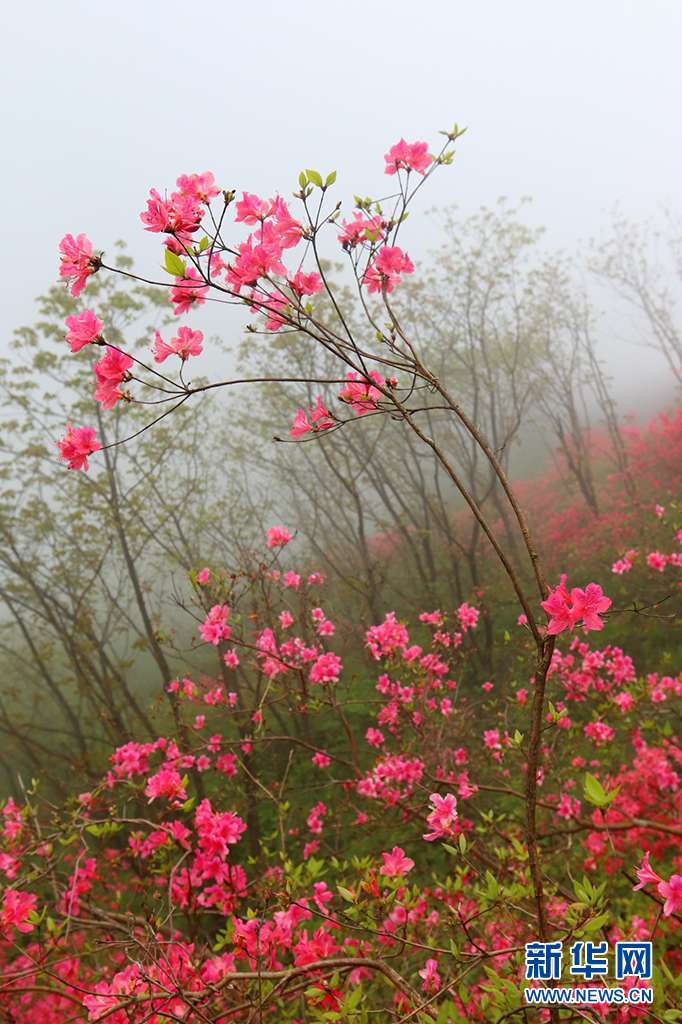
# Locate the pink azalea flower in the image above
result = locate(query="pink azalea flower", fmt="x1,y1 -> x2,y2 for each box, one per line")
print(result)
571,583 -> 613,631
541,575 -> 611,635
59,233 -> 98,296
646,551 -> 668,572
175,171 -> 220,203
309,651 -> 342,685
366,727 -> 385,747
423,792 -> 458,842
144,767 -> 187,804
254,290 -> 290,331
289,270 -> 323,296
57,423 -> 102,471
363,246 -> 415,293
657,874 -> 682,917
483,729 -> 501,750
418,957 -> 441,993
379,846 -> 415,877
170,268 -> 208,315
227,234 -> 287,292
633,851 -> 663,891
153,326 -> 204,362
266,526 -> 292,548
613,691 -> 635,713
65,309 -> 103,352
337,211 -> 385,248
200,604 -> 231,645
0,889 -> 37,937
290,396 -> 334,438
384,138 -> 433,176
94,348 -> 134,408
196,567 -> 210,584
338,371 -> 385,415
140,187 -> 202,235
235,191 -> 271,224
583,720 -> 615,746
457,602 -> 479,632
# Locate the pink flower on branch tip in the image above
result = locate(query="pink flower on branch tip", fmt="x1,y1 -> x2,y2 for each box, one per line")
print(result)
140,187 -> 203,236
583,720 -> 615,745
200,604 -> 231,645
418,958 -> 441,994
289,270 -> 323,296
384,138 -> 433,176
266,526 -> 292,548
423,792 -> 458,842
338,371 -> 385,416
175,171 -> 220,204
612,549 -> 638,574
363,245 -> 414,293
658,874 -> 682,917
153,326 -> 203,363
65,310 -> 103,352
227,236 -> 287,293
196,567 -> 210,584
57,424 -> 102,471
0,889 -> 37,937
309,651 -> 342,685
457,602 -> 479,632
379,846 -> 415,877
94,348 -> 134,409
646,551 -> 668,572
632,854 -> 682,917
540,575 -> 611,635
337,211 -> 385,248
170,268 -> 208,315
290,396 -> 335,438
234,193 -> 302,249
58,233 -> 98,297
632,851 -> 662,891
235,191 -> 271,224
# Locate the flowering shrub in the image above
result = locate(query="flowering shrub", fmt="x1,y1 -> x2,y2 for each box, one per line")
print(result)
0,124 -> 677,1020
0,536 -> 679,1020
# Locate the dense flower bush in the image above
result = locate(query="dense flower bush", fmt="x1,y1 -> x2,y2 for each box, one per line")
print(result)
0,532 -> 679,1021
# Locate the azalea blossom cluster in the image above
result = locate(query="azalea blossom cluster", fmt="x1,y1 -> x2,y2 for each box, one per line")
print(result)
541,575 -> 612,635
0,534 -> 679,1022
54,130 -> 452,471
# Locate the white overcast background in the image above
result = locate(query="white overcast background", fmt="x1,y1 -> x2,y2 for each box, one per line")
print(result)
2,0 -> 680,406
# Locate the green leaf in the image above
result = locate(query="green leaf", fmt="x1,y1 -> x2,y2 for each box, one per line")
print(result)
325,170 -> 337,187
306,169 -> 323,187
298,171 -> 308,188
583,772 -> 607,806
337,885 -> 355,903
582,911 -> 610,932
164,249 -> 187,277
344,985 -> 362,1010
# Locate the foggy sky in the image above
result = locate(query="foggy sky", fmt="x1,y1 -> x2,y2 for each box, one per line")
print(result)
3,0 -> 681,405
